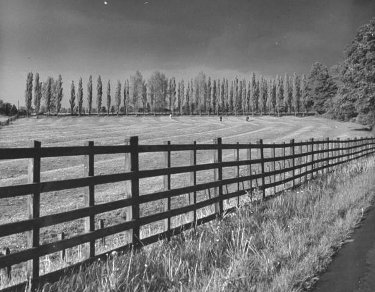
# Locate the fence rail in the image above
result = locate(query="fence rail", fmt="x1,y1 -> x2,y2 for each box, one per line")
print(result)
0,136 -> 374,291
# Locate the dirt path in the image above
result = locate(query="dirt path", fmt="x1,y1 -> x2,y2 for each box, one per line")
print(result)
312,201 -> 375,292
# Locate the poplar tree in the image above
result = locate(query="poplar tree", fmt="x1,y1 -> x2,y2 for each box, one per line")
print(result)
229,81 -> 234,113
267,80 -> 273,114
77,77 -> 83,115
123,79 -> 129,114
70,81 -> 76,115
300,74 -> 309,113
115,80 -> 121,115
97,75 -> 103,115
56,74 -> 63,115
292,73 -> 300,114
25,72 -> 33,116
44,77 -> 52,115
276,75 -> 283,115
106,80 -> 111,115
241,79 -> 247,115
87,75 -> 93,114
34,73 -> 41,115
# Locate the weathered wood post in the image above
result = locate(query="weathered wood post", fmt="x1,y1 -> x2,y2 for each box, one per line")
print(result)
163,141 -> 171,240
130,136 -> 140,247
272,144 -> 276,194
84,141 -> 95,259
234,142 -> 240,206
27,140 -> 41,285
190,141 -> 197,225
259,139 -> 266,199
326,137 -> 330,173
98,219 -> 105,247
0,247 -> 11,281
290,139 -> 295,188
310,138 -> 314,179
213,138 -> 223,216
247,142 -> 252,192
124,139 -> 133,244
58,232 -> 65,262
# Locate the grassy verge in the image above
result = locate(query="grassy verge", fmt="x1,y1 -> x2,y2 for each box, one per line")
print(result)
31,157 -> 375,291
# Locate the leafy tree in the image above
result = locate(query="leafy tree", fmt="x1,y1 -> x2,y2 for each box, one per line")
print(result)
106,80 -> 111,115
115,80 -> 121,115
337,18 -> 375,124
56,74 -> 63,115
34,73 -> 42,114
70,81 -> 76,115
306,62 -> 337,114
97,76 -> 103,115
77,77 -> 83,115
300,74 -> 311,113
87,75 -> 93,114
25,72 -> 33,116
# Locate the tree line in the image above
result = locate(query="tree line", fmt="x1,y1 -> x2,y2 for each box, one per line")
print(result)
24,17 -> 374,124
23,70 -> 319,116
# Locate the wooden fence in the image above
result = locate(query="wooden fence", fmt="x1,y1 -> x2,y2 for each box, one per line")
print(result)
0,136 -> 375,291
0,114 -> 23,128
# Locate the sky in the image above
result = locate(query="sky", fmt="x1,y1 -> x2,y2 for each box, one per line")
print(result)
0,0 -> 374,106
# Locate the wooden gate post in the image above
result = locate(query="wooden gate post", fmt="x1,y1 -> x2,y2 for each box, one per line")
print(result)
213,138 -> 223,216
84,141 -> 95,259
27,140 -> 41,285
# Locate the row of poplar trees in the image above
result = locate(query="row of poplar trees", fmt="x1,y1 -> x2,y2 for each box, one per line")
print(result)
24,71 -> 310,116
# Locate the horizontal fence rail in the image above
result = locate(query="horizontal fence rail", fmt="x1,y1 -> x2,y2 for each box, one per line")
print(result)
0,136 -> 374,291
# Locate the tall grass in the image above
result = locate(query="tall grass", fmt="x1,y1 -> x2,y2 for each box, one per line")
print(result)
34,157 -> 375,291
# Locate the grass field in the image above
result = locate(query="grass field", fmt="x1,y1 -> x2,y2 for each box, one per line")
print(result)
0,115 -> 373,288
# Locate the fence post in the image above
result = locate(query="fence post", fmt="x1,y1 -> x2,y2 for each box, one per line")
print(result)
234,143 -> 240,206
283,142 -> 286,190
326,138 -> 330,173
84,141 -> 95,259
98,220 -> 105,246
213,138 -> 223,216
259,139 -> 266,199
27,140 -> 41,285
0,247 -> 11,281
124,139 -> 133,245
310,138 -> 314,179
58,232 -> 65,262
272,144 -> 276,194
130,136 -> 140,247
247,142 -> 252,192
190,141 -> 197,225
163,141 -> 171,240
290,139 -> 295,188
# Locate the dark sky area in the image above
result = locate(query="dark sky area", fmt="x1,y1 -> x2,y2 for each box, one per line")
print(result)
0,0 -> 374,105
